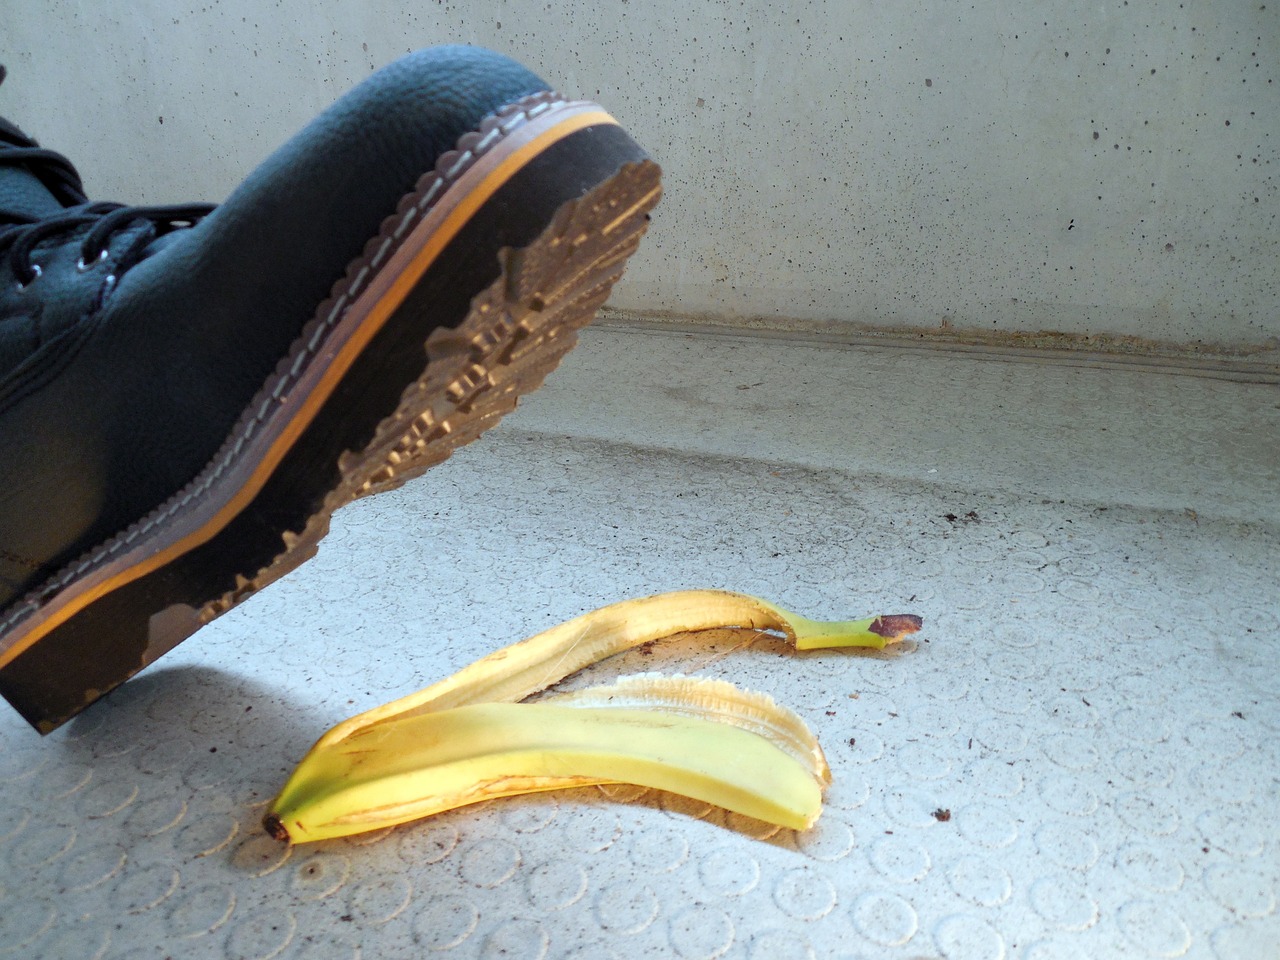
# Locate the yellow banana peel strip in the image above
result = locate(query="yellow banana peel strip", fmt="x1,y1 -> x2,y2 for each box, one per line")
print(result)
266,702 -> 824,842
548,674 -> 831,786
318,589 -> 920,746
265,589 -> 921,843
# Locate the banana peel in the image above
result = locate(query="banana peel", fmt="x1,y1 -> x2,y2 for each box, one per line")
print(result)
265,589 -> 921,843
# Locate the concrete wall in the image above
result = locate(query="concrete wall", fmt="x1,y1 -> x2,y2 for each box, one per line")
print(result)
2,1 -> 1276,356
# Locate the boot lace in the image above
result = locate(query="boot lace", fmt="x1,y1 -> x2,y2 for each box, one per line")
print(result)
0,81 -> 215,287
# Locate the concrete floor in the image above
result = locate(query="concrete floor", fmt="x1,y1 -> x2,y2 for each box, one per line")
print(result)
1,322 -> 1277,959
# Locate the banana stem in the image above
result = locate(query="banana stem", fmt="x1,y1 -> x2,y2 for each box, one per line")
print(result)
790,612 -> 924,651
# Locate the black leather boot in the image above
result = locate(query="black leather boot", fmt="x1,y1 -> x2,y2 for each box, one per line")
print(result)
0,48 -> 661,731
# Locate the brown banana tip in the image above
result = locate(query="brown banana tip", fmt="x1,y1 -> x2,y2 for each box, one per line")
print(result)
869,614 -> 924,640
262,812 -> 291,843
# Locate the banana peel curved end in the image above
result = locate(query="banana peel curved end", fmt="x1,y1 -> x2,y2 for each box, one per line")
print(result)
262,812 -> 291,843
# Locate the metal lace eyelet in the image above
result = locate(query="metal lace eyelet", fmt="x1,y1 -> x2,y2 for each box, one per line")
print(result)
14,263 -> 42,291
77,249 -> 109,272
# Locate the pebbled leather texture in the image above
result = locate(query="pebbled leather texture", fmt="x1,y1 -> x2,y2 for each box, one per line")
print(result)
0,46 -> 550,608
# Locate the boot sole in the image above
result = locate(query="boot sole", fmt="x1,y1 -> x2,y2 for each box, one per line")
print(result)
0,95 -> 661,732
